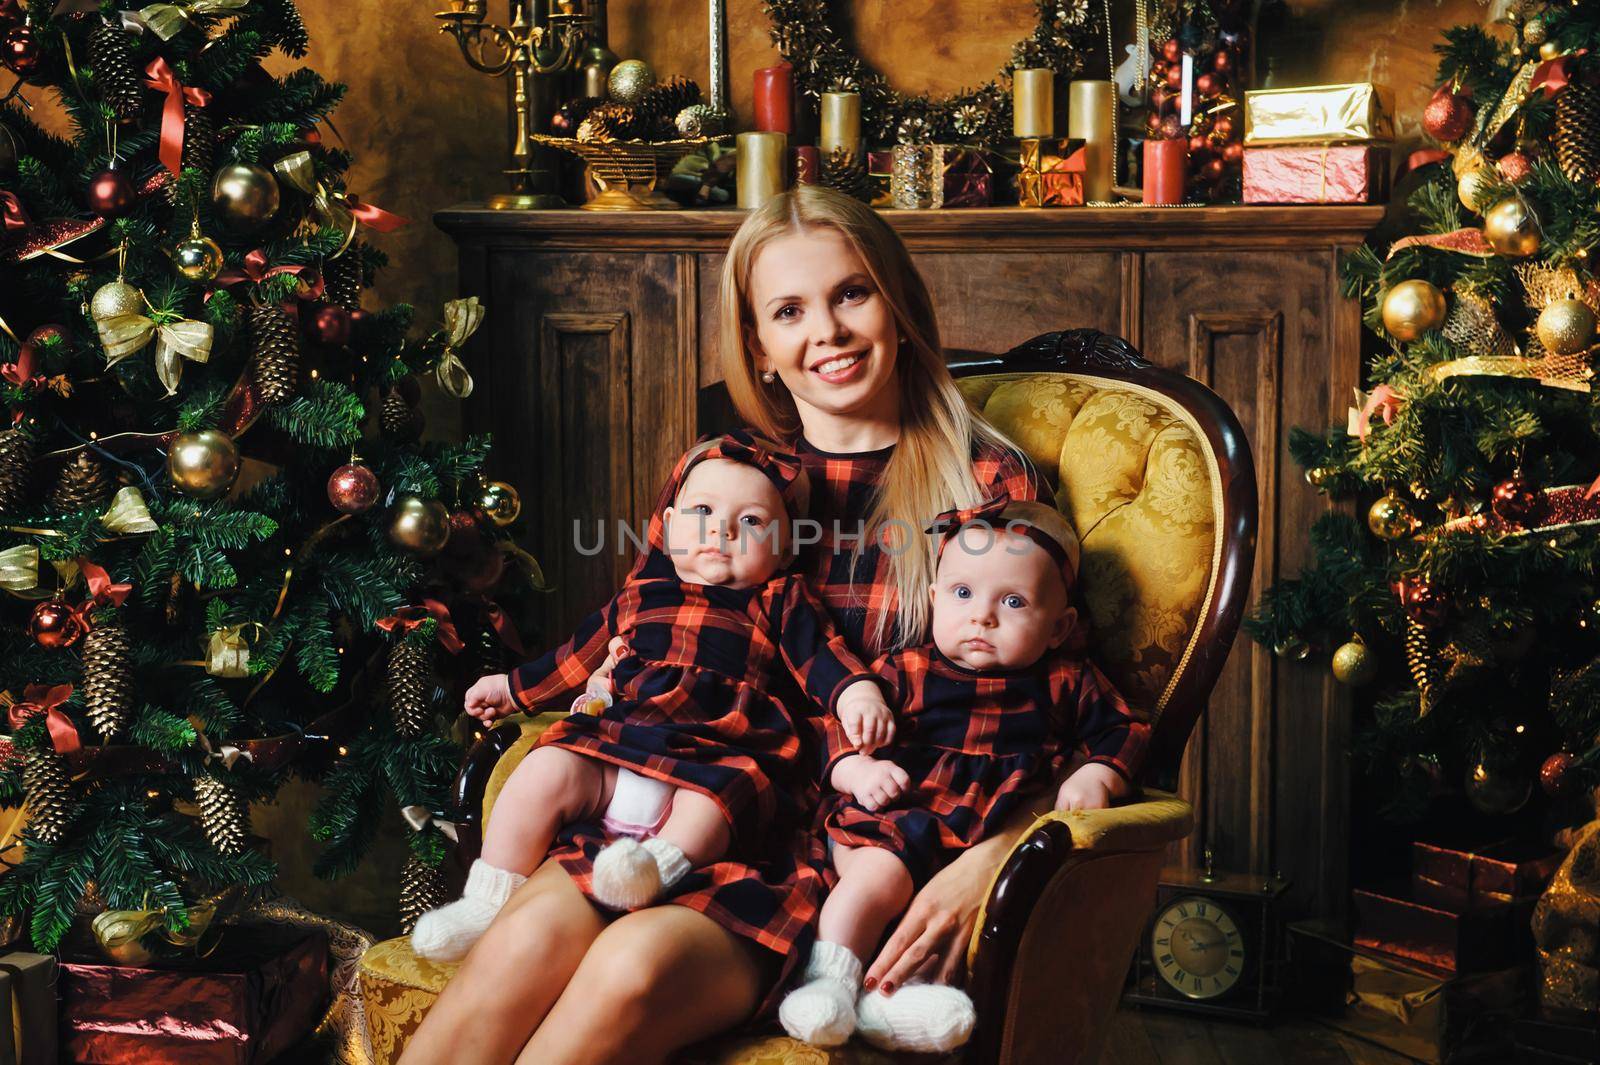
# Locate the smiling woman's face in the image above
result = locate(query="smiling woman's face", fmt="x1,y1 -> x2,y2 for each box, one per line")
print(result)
744,227 -> 901,430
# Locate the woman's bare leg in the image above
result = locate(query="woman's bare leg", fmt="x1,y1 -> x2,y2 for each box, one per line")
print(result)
513,905 -> 765,1065
398,860 -> 607,1065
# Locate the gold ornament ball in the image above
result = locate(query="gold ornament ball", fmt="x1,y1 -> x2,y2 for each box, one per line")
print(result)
607,59 -> 655,105
1273,635 -> 1311,661
476,480 -> 522,527
173,234 -> 224,282
1541,41 -> 1562,61
1305,466 -> 1333,489
1524,17 -> 1548,46
1484,197 -> 1541,258
1381,279 -> 1447,341
1457,166 -> 1496,212
210,162 -> 281,232
387,495 -> 452,557
1331,640 -> 1378,686
166,429 -> 241,500
90,279 -> 144,323
1367,492 -> 1417,541
1536,297 -> 1597,355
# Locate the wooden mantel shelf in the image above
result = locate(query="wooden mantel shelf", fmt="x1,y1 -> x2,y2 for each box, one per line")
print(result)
435,203 -> 1386,251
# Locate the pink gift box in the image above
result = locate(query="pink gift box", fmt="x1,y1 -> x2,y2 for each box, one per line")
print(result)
1243,144 -> 1390,204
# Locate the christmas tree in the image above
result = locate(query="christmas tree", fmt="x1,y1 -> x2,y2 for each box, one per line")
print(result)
0,0 -> 530,951
1249,3 -> 1600,830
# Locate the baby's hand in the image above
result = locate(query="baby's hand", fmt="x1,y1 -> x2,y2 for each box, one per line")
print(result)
837,680 -> 895,754
586,635 -> 629,692
832,754 -> 910,812
1053,762 -> 1127,812
464,672 -> 518,724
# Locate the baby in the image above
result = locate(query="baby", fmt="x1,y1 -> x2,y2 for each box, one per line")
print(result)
411,432 -> 892,962
779,492 -> 1150,1052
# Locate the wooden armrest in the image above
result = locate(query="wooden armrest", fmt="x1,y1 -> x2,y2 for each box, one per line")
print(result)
450,712 -> 563,859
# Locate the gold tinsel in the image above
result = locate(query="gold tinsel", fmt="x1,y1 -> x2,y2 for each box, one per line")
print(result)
1442,290 -> 1517,358
82,622 -> 133,740
399,855 -> 449,935
386,639 -> 434,739
193,772 -> 250,857
23,748 -> 74,845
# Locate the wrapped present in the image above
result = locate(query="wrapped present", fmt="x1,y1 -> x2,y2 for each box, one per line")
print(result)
1243,144 -> 1390,205
1413,840 -> 1564,912
59,922 -> 328,1064
0,953 -> 56,1065
791,145 -> 819,187
1289,919 -> 1524,1065
867,151 -> 893,208
1354,886 -> 1520,975
1015,139 -> 1085,207
938,147 -> 992,208
1244,83 -> 1395,146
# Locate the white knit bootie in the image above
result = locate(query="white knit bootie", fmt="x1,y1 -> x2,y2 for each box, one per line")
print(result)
590,836 -> 690,910
410,859 -> 527,962
778,941 -> 864,1047
856,982 -> 977,1053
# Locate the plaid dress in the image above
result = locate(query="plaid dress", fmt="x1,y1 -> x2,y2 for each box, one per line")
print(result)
508,551 -> 877,845
536,428 -> 1044,1014
819,644 -> 1150,888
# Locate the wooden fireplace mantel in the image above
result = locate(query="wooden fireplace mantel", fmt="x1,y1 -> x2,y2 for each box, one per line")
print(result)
438,202 -> 1385,921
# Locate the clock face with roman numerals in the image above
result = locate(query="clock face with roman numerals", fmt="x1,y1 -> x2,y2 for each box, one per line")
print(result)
1151,894 -> 1245,1000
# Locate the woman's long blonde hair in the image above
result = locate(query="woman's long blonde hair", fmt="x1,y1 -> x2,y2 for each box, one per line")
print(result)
718,185 -> 1018,650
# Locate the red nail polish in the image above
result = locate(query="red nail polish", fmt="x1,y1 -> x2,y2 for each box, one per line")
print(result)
863,976 -> 876,990
881,982 -> 894,995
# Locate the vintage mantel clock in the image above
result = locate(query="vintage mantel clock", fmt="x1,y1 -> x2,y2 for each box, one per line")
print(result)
1125,852 -> 1290,1020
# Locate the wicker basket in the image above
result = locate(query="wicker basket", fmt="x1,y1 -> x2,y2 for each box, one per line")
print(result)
533,134 -> 711,211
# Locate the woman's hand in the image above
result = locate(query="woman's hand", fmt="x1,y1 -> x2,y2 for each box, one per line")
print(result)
464,672 -> 518,723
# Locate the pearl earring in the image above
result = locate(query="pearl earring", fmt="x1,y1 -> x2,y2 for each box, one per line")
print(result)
761,370 -> 777,383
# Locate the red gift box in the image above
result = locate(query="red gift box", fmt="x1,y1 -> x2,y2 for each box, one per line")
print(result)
939,148 -> 993,208
1412,840 -> 1563,911
1041,146 -> 1086,207
1242,144 -> 1390,204
59,923 -> 328,1064
867,151 -> 893,208
1353,886 -> 1520,975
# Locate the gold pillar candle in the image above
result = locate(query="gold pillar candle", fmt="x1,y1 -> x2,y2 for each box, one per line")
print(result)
737,131 -> 787,209
1067,79 -> 1115,203
819,92 -> 861,158
1012,69 -> 1054,138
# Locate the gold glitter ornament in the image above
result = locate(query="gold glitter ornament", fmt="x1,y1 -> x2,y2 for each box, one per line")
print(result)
1457,166 -> 1496,212
607,60 -> 655,106
90,279 -> 144,323
1484,197 -> 1541,257
1536,297 -> 1597,355
1381,280 -> 1447,341
1331,640 -> 1378,686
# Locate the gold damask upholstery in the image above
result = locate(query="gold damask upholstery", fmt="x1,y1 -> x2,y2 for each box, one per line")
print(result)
359,351 -> 1246,1064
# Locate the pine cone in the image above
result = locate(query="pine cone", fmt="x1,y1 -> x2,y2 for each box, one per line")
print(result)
895,113 -> 936,146
577,102 -> 643,143
0,428 -> 34,515
638,76 -> 701,139
249,303 -> 300,406
88,24 -> 144,123
50,451 -> 112,513
674,104 -> 725,138
399,854 -> 450,934
380,385 -> 424,441
23,749 -> 75,846
193,773 -> 250,857
821,146 -> 872,203
323,248 -> 363,313
1405,619 -> 1443,717
386,638 -> 434,739
82,623 -> 133,741
1555,82 -> 1600,185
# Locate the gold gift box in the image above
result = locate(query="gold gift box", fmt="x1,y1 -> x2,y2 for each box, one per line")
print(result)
1244,83 -> 1395,146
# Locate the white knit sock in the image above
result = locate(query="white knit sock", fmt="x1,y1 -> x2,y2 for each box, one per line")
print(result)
641,837 -> 690,891
591,836 -> 690,909
779,941 -> 863,1047
410,859 -> 526,962
856,982 -> 977,1053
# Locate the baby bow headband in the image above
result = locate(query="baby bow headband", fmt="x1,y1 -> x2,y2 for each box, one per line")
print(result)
925,491 -> 1079,591
681,431 -> 807,512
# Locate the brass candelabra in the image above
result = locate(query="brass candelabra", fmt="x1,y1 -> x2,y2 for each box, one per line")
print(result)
434,0 -> 594,209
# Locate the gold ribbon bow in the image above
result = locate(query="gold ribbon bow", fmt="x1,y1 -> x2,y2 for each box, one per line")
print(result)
92,890 -> 227,965
400,804 -> 459,842
136,0 -> 250,41
196,727 -> 249,769
435,297 -> 483,399
205,623 -> 265,679
101,486 -> 158,534
0,545 -> 39,594
99,314 -> 214,395
274,151 -> 356,255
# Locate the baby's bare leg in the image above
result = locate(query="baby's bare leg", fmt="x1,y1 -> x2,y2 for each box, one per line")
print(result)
820,844 -> 914,962
588,785 -> 729,910
482,746 -> 617,874
655,787 -> 731,866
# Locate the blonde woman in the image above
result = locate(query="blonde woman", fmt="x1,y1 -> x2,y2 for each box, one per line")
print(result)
400,185 -> 1053,1065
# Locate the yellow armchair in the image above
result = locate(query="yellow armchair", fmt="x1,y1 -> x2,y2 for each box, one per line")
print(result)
357,329 -> 1258,1065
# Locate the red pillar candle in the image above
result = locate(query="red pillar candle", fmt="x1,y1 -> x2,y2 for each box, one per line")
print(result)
1143,138 -> 1187,205
753,62 -> 793,134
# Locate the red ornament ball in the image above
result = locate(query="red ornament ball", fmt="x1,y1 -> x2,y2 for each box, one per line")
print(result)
1497,151 -> 1533,183
1213,49 -> 1233,75
1491,474 -> 1544,526
1201,156 -> 1227,181
1165,65 -> 1184,90
1222,141 -> 1244,164
86,169 -> 136,218
29,598 -> 85,649
1187,134 -> 1209,155
1393,575 -> 1448,626
1213,115 -> 1235,139
1540,752 -> 1577,797
1145,112 -> 1164,135
303,127 -> 322,146
1159,114 -> 1182,140
26,323 -> 68,348
307,304 -> 351,346
1195,73 -> 1219,98
441,537 -> 506,593
327,462 -> 380,514
2,24 -> 39,77
1423,85 -> 1474,142
1150,86 -> 1172,114
1161,38 -> 1182,63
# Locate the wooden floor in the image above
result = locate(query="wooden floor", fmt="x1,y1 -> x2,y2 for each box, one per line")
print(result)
1103,1007 -> 1417,1065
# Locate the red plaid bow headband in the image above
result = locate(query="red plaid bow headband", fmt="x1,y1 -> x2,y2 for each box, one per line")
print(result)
925,491 -> 1078,593
678,430 -> 807,514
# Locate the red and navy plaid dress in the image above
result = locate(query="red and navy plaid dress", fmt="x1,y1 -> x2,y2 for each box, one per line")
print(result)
534,428 -> 1043,1014
819,644 -> 1150,888
507,550 -> 877,845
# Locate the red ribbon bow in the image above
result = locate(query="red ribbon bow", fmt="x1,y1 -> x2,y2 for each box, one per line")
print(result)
0,191 -> 28,232
480,601 -> 526,658
926,491 -> 1014,543
1356,384 -> 1405,440
80,558 -> 132,609
376,599 -> 465,654
685,431 -> 806,504
8,683 -> 81,755
214,248 -> 325,303
342,194 -> 409,233
1,344 -> 41,389
144,57 -> 213,178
